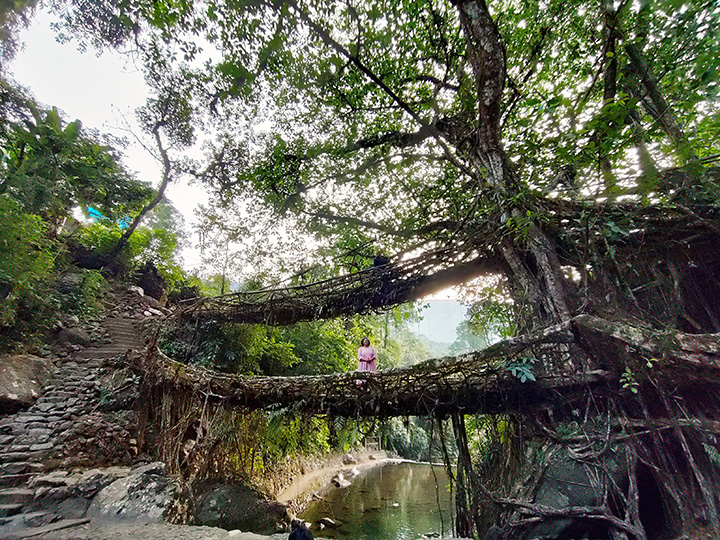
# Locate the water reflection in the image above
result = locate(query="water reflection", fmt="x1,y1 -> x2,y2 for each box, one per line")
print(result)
301,462 -> 454,540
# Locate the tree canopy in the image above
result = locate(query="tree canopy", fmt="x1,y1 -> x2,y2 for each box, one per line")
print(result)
6,1 -> 720,538
45,0 -> 720,283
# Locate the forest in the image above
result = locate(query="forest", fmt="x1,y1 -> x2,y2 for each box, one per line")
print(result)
2,0 -> 720,539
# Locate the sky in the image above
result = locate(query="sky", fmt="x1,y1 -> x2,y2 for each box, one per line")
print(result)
414,300 -> 465,344
9,9 -> 209,271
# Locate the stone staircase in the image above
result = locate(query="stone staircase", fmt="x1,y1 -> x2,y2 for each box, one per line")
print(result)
0,314 -> 148,534
77,317 -> 147,359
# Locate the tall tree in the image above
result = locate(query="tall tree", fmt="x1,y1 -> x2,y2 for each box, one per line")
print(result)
41,0 -> 720,537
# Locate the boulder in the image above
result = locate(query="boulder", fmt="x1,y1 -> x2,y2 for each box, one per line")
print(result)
342,453 -> 357,465
522,446 -> 629,540
87,462 -> 174,524
127,285 -> 145,296
194,479 -> 288,534
53,325 -> 92,347
27,466 -> 133,522
137,262 -> 167,304
331,473 -> 351,488
0,354 -> 55,414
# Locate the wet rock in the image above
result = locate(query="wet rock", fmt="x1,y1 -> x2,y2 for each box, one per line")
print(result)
0,354 -> 55,414
87,462 -> 173,524
193,479 -> 288,534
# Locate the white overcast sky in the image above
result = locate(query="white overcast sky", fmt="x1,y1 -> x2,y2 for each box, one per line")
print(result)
9,9 -> 208,270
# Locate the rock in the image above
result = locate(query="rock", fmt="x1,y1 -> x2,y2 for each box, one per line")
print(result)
127,286 -> 144,297
193,479 -> 288,534
31,471 -> 72,488
54,326 -> 92,347
30,442 -> 53,452
0,355 -> 55,414
331,473 -> 351,488
368,454 -> 376,460
57,496 -> 91,519
66,315 -> 80,327
87,461 -> 173,524
342,453 -> 357,465
342,467 -> 360,479
319,517 -> 338,528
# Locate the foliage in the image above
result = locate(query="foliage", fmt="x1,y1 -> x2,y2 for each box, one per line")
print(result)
40,0 -> 719,278
505,356 -> 537,384
0,194 -> 54,329
53,268 -> 108,321
0,79 -> 153,234
382,417 -> 431,461
377,416 -> 456,462
77,219 -> 185,289
0,0 -> 39,61
448,320 -> 489,356
461,275 -> 516,343
201,408 -> 369,484
160,320 -> 298,373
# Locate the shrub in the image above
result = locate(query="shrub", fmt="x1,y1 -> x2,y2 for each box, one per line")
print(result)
0,195 -> 55,332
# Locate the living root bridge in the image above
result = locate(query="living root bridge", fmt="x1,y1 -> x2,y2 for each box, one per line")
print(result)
176,246 -> 500,325
139,315 -> 720,418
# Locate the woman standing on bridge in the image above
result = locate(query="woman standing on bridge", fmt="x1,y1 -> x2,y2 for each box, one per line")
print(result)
357,337 -> 377,374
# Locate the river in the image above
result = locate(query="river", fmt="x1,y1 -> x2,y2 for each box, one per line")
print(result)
301,461 -> 455,540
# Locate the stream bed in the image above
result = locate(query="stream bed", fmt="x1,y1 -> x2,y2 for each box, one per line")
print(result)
301,461 -> 455,540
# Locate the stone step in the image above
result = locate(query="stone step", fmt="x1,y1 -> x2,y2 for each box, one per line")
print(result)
0,463 -> 29,475
0,452 -> 44,463
0,435 -> 15,446
0,474 -> 32,488
28,443 -> 53,453
76,351 -> 131,359
4,517 -> 90,539
0,489 -> 34,505
1,510 -> 58,530
108,326 -> 139,333
10,416 -> 45,424
3,445 -> 30,453
0,504 -> 23,518
38,390 -> 77,398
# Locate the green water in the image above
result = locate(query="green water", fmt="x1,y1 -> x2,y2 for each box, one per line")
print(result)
301,462 -> 455,540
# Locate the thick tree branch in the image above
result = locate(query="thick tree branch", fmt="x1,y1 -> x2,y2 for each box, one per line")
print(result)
624,41 -> 698,163
284,0 -> 473,177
